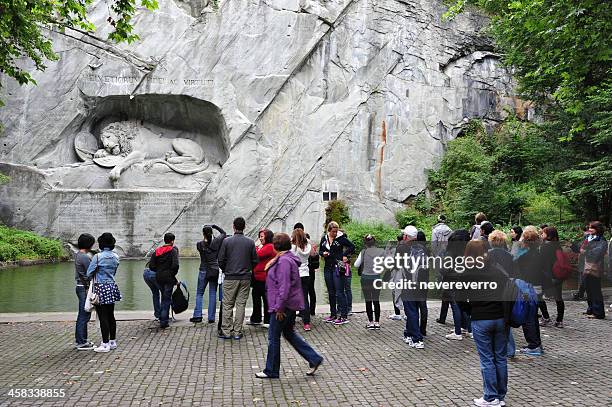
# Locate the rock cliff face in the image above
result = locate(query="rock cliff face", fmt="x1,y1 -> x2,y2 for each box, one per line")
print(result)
0,0 -> 524,255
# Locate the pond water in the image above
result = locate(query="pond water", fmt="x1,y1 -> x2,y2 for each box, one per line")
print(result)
0,259 -> 392,313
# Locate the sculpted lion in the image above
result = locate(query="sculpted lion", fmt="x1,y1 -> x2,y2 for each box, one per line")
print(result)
90,121 -> 208,182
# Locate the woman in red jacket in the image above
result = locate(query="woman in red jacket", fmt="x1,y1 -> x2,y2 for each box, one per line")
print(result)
249,229 -> 276,326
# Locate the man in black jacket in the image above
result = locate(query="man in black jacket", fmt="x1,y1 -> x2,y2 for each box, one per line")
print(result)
150,233 -> 180,329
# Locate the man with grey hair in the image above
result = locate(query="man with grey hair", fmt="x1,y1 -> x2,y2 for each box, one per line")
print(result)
396,225 -> 428,349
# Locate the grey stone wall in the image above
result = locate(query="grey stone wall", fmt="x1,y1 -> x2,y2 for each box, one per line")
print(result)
0,0 -> 528,254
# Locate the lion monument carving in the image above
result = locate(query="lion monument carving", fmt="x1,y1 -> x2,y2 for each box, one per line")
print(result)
76,120 -> 208,182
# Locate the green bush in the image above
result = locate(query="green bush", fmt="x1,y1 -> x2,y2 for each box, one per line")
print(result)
394,207 -> 440,240
324,200 -> 350,229
0,225 -> 64,261
342,221 -> 400,253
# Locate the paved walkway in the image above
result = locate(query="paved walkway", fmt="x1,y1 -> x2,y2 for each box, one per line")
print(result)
0,301 -> 610,406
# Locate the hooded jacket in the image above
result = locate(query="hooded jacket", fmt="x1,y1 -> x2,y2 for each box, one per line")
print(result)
265,251 -> 304,313
291,243 -> 312,278
431,223 -> 453,256
149,245 -> 179,285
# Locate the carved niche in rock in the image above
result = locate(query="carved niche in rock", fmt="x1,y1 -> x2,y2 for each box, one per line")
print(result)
75,120 -> 208,182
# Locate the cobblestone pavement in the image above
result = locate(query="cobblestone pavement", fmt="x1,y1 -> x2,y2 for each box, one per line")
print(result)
0,301 -> 610,406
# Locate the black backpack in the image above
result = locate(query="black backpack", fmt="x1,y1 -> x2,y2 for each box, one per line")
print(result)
171,281 -> 189,314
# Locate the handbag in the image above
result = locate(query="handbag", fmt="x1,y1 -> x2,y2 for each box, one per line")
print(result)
583,261 -> 602,277
84,255 -> 101,311
171,281 -> 189,314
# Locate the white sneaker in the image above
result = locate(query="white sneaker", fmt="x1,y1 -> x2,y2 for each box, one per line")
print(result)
445,333 -> 463,340
404,337 -> 424,349
94,343 -> 110,353
473,397 -> 500,406
463,331 -> 474,338
474,397 -> 500,407
109,340 -> 117,350
500,401 -> 506,406
262,324 -> 270,329
388,314 -> 402,321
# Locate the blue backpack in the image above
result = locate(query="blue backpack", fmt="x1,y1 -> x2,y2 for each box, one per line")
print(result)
508,279 -> 538,328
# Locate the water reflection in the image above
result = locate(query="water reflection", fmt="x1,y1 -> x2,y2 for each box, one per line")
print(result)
0,259 -> 391,313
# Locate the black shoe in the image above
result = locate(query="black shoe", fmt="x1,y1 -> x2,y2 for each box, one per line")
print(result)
208,320 -> 215,324
435,319 -> 446,325
306,359 -> 323,376
160,324 -> 169,329
190,317 -> 203,323
218,333 -> 232,339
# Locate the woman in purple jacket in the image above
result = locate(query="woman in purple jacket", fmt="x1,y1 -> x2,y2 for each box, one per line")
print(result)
255,233 -> 324,379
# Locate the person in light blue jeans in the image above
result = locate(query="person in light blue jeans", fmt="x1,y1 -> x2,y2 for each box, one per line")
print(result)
192,266 -> 218,323
143,267 -> 161,320
191,224 -> 226,323
507,328 -> 516,358
472,318 -> 508,405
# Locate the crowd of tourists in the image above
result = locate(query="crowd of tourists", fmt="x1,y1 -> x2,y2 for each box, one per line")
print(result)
72,213 -> 610,406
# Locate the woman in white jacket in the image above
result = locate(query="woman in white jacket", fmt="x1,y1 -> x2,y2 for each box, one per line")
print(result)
291,228 -> 313,331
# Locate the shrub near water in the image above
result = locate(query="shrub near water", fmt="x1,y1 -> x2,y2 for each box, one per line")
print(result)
0,225 -> 64,262
343,221 -> 400,254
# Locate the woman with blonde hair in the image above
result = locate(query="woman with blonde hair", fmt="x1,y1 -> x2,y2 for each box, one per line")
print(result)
318,221 -> 355,325
291,228 -> 313,331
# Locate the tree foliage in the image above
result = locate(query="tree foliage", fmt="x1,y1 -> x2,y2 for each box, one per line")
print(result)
0,0 -> 158,95
426,118 -> 574,226
324,200 -> 351,230
445,0 -> 612,225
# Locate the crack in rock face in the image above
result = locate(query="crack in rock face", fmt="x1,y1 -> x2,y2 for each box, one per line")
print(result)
0,0 -> 527,254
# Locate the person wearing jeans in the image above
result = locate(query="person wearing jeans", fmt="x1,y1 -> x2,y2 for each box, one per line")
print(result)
192,267 -> 218,323
472,318 -> 508,406
344,271 -> 353,315
446,301 -> 471,340
397,226 -> 427,348
319,221 -> 355,325
582,221 -> 607,319
74,233 -> 95,350
514,226 -> 544,355
143,268 -> 161,320
256,233 -> 323,379
402,300 -> 424,347
333,270 -> 349,321
149,233 -> 180,329
191,224 -> 227,324
507,328 -> 516,358
463,239 -> 508,406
